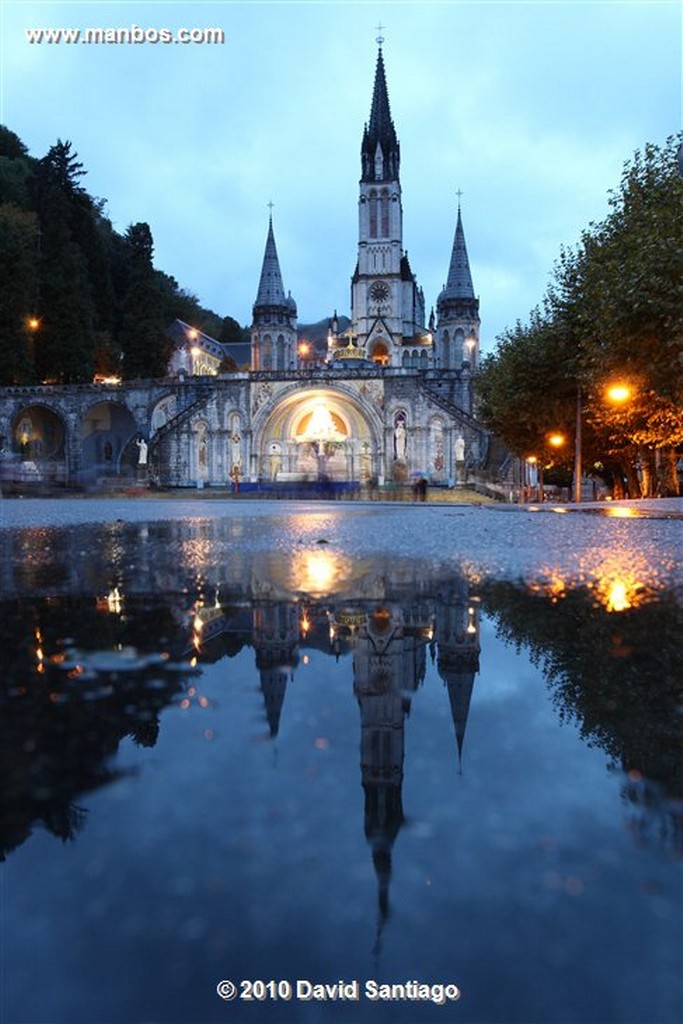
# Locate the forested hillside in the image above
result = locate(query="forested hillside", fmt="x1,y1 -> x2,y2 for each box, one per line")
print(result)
0,126 -> 245,384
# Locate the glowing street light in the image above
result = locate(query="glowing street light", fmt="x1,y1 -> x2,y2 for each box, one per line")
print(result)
27,317 -> 40,331
298,341 -> 311,366
548,433 -> 565,448
606,384 -> 632,404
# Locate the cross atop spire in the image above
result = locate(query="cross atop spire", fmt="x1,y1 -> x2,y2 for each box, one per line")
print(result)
375,22 -> 385,46
456,188 -> 464,209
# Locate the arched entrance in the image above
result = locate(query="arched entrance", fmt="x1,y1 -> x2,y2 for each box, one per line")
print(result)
81,401 -> 139,479
10,405 -> 67,485
369,340 -> 390,366
254,387 -> 381,484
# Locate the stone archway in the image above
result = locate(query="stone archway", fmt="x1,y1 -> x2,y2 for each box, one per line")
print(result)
369,340 -> 390,366
254,386 -> 381,484
10,405 -> 67,485
81,401 -> 139,479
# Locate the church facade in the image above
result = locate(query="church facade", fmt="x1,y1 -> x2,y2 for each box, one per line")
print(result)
0,44 -> 491,492
158,42 -> 486,489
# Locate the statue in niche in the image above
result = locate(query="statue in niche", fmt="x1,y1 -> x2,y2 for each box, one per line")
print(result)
455,435 -> 465,463
135,438 -> 148,465
394,417 -> 406,461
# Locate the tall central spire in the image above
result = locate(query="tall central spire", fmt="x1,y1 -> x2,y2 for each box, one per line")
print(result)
361,43 -> 400,182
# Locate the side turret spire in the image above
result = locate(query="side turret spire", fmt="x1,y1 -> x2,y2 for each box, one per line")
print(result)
251,211 -> 297,371
254,214 -> 287,309
443,205 -> 475,300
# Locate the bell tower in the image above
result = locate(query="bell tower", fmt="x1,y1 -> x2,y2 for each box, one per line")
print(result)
435,198 -> 480,371
344,38 -> 424,367
251,212 -> 298,371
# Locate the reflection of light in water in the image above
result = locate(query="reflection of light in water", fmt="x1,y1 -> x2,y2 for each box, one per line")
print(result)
293,549 -> 344,595
604,581 -> 631,612
534,546 -> 653,613
35,627 -> 44,674
605,506 -> 638,518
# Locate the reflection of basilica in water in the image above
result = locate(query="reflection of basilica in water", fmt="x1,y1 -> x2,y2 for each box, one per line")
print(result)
0,524 -> 482,928
2,514 -> 680,885
188,570 -> 481,932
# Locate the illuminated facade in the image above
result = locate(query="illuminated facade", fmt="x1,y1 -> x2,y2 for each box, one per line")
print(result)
0,43 -> 490,491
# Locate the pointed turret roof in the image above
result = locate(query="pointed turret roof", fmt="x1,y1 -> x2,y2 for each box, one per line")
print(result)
442,206 -> 475,300
254,215 -> 287,309
361,44 -> 400,182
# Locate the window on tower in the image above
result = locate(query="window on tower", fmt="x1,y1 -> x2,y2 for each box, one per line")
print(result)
369,191 -> 378,238
381,189 -> 390,236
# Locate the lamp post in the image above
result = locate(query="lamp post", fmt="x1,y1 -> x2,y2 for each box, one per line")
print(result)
573,388 -> 582,503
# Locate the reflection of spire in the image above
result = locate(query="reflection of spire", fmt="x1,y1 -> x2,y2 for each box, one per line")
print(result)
354,606 -> 409,952
445,675 -> 476,772
253,602 -> 299,738
257,663 -> 291,738
435,587 -> 480,771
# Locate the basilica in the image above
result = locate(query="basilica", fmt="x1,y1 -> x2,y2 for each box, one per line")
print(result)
159,41 -> 487,489
0,43 -> 493,492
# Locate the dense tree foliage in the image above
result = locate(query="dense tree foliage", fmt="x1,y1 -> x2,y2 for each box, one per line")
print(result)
476,134 -> 682,496
0,127 -> 233,385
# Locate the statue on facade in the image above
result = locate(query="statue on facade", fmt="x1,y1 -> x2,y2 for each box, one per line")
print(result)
394,418 -> 406,461
455,435 -> 465,463
135,438 -> 148,466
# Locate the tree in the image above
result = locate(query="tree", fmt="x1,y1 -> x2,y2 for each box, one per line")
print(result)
0,204 -> 39,383
0,129 -> 35,209
29,141 -> 98,382
119,223 -> 172,379
219,315 -> 247,345
477,134 -> 682,496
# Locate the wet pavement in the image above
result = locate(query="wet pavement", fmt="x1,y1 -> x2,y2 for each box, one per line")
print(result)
0,498 -> 681,1023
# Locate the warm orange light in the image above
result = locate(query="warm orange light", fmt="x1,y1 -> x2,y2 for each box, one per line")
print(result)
526,455 -> 537,465
548,433 -> 565,447
27,317 -> 40,331
607,384 -> 631,403
298,341 -> 310,356
605,581 -> 632,612
190,346 -> 202,357
187,328 -> 199,340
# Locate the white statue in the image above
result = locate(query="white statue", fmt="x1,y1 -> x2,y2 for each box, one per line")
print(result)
395,419 -> 406,461
455,435 -> 465,462
135,438 -> 148,466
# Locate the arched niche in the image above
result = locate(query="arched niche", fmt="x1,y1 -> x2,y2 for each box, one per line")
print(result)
81,401 -> 138,475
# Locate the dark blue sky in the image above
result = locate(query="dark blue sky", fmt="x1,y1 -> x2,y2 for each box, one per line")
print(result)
3,1 -> 680,349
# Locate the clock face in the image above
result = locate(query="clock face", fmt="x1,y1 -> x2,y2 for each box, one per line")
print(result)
370,281 -> 390,303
